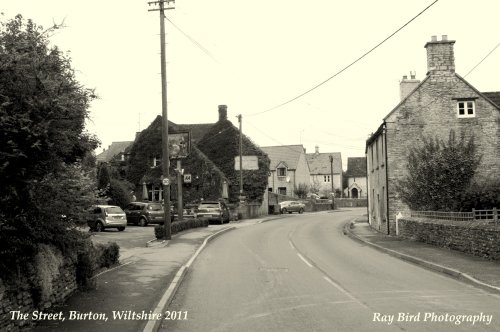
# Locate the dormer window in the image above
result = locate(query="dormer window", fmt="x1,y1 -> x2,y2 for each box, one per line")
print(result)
277,167 -> 287,177
457,100 -> 475,118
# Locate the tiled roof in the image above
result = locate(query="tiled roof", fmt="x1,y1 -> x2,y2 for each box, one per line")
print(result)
482,91 -> 500,108
175,123 -> 214,143
96,141 -> 133,162
261,145 -> 305,170
306,152 -> 342,175
346,157 -> 367,177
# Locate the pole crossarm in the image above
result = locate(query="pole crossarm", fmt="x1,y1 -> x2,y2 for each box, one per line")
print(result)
148,0 -> 175,11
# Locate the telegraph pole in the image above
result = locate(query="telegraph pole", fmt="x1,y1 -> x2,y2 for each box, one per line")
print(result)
148,0 -> 175,239
329,155 -> 335,210
237,114 -> 243,201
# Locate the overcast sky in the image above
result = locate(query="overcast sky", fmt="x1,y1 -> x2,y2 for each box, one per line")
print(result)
3,0 -> 500,169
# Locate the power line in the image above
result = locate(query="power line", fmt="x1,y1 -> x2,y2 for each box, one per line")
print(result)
246,0 -> 439,117
165,17 -> 219,63
463,41 -> 500,78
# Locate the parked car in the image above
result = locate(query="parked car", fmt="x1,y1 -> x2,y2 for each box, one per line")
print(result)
279,201 -> 305,214
87,205 -> 127,232
196,201 -> 230,224
124,202 -> 174,226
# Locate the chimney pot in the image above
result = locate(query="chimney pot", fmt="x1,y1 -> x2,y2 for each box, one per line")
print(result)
442,35 -> 448,41
402,75 -> 408,80
410,71 -> 416,79
431,35 -> 437,42
315,145 -> 319,154
218,105 -> 228,121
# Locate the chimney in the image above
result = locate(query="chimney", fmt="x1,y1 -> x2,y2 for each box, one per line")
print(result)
424,35 -> 455,76
315,145 -> 319,155
218,105 -> 227,122
400,71 -> 420,100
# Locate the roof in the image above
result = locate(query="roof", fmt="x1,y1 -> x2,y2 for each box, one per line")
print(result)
306,152 -> 342,175
175,123 -> 214,143
482,91 -> 500,108
346,157 -> 367,177
260,145 -> 305,170
96,141 -> 133,162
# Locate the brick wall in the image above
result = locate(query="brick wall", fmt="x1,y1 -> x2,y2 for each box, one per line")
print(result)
397,218 -> 500,260
0,261 -> 77,331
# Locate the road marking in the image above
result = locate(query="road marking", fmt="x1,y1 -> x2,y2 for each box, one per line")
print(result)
297,253 -> 313,268
323,276 -> 358,302
91,261 -> 133,279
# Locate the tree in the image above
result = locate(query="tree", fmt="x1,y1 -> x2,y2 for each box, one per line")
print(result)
294,183 -> 309,199
0,15 -> 99,270
396,131 -> 481,211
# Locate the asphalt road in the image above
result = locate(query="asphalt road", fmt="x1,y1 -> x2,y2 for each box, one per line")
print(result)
162,208 -> 500,332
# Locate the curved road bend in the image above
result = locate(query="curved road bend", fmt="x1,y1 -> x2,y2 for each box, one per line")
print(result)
161,208 -> 500,332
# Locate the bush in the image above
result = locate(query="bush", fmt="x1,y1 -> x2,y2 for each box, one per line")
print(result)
95,242 -> 120,268
154,218 -> 209,239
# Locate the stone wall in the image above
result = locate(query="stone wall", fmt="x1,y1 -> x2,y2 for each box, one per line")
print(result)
397,217 -> 500,260
0,261 -> 77,331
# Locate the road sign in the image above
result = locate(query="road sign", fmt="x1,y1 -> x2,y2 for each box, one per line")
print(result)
162,178 -> 170,186
234,156 -> 259,170
184,174 -> 192,183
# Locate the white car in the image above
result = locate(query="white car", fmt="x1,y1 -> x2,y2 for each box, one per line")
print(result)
279,201 -> 305,214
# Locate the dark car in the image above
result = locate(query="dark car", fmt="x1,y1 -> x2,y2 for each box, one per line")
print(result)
124,202 -> 173,226
87,205 -> 127,232
196,201 -> 230,224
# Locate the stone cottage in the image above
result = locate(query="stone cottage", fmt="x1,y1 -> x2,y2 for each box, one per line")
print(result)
366,35 -> 500,234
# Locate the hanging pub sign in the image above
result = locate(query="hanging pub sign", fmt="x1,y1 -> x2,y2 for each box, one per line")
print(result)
169,131 -> 191,159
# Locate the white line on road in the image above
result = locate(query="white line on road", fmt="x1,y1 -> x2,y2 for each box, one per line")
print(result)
323,276 -> 358,302
297,253 -> 313,268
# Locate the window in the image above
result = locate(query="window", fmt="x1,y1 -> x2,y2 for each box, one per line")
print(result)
277,167 -> 287,177
457,100 -> 475,118
324,175 -> 331,183
152,155 -> 160,167
278,187 -> 287,195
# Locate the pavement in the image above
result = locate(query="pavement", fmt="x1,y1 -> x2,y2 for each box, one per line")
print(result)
33,213 -> 500,332
345,216 -> 500,294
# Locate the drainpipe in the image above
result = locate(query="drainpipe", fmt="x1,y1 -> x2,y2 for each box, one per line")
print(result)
384,121 -> 390,235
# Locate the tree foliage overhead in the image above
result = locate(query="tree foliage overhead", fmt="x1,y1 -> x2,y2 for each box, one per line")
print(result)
396,130 -> 481,211
0,15 -> 99,271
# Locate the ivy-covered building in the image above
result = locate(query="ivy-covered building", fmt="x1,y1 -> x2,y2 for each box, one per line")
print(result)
126,105 -> 270,205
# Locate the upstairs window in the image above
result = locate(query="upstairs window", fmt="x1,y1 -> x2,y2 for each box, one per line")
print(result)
277,167 -> 287,177
152,155 -> 161,167
457,100 -> 475,118
324,175 -> 331,183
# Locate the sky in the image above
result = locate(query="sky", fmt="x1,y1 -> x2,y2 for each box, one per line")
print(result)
2,0 -> 500,170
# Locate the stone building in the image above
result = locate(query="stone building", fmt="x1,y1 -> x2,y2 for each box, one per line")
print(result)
344,157 -> 367,198
366,35 -> 500,234
306,146 -> 342,197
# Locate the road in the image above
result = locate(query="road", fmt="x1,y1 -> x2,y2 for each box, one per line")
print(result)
162,208 -> 500,331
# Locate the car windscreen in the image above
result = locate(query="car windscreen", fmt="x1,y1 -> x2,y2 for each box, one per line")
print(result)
105,207 -> 124,214
148,204 -> 163,211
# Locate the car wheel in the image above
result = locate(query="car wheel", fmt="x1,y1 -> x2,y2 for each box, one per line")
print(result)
299,208 -> 304,214
117,227 -> 125,231
282,208 -> 287,214
95,222 -> 104,232
139,218 -> 148,227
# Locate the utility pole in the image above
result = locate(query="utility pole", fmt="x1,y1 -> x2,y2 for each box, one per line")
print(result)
148,0 -> 175,239
237,114 -> 243,201
329,155 -> 335,210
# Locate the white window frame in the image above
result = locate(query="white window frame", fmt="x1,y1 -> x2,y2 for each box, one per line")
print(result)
324,175 -> 331,183
152,155 -> 160,167
457,100 -> 475,118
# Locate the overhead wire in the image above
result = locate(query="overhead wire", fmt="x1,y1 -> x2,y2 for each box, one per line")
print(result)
245,0 -> 440,117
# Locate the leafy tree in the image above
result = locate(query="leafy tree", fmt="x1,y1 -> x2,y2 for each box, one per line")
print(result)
0,15 -> 99,272
396,131 -> 481,211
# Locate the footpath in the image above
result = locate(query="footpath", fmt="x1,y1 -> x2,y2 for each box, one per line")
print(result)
33,219 -> 262,332
34,213 -> 500,332
346,217 -> 500,294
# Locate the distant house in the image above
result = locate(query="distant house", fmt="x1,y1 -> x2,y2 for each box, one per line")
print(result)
261,145 -> 310,197
344,157 -> 367,198
366,35 -> 500,234
96,141 -> 133,163
306,146 -> 342,197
